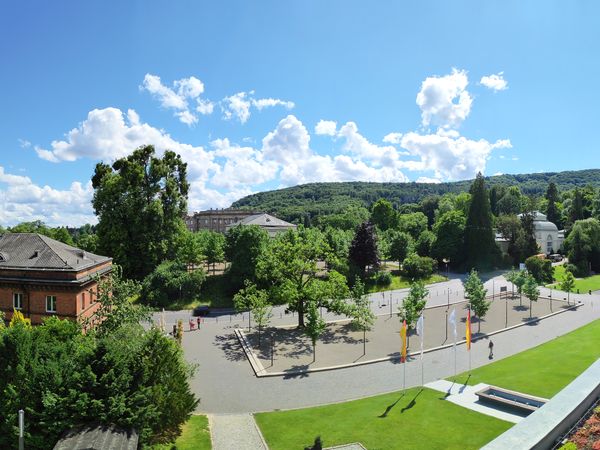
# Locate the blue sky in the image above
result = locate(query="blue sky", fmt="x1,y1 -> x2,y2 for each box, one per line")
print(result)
1,1 -> 599,226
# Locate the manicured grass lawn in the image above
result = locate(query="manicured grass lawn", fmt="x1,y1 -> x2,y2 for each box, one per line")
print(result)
547,265 -> 600,293
151,415 -> 211,449
255,387 -> 512,450
448,319 -> 600,398
367,274 -> 447,294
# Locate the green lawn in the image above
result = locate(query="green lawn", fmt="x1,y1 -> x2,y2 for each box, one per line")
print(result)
448,319 -> 600,398
151,415 -> 211,450
366,274 -> 447,294
255,387 -> 512,450
547,265 -> 600,293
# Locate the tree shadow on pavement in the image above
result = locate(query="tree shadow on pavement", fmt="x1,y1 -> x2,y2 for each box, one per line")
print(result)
282,364 -> 311,379
213,332 -> 247,362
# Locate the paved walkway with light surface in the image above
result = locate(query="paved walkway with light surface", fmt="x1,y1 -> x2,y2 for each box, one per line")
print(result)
209,414 -> 267,450
153,273 -> 600,415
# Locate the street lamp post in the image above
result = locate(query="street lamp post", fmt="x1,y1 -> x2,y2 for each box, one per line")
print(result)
18,409 -> 24,450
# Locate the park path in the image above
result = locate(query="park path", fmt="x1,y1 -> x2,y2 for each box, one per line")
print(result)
209,413 -> 267,450
159,273 -> 600,414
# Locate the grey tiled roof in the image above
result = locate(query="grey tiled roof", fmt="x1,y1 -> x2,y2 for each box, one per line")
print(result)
0,233 -> 111,271
54,424 -> 138,450
234,213 -> 296,228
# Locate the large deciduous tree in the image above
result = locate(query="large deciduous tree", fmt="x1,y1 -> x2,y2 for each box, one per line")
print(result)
431,210 -> 466,267
92,145 -> 189,280
224,224 -> 270,292
257,227 -> 350,328
464,173 -> 500,270
370,198 -> 398,231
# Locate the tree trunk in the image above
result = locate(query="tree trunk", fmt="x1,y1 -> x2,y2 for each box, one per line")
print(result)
258,326 -> 261,347
478,316 -> 481,333
363,328 -> 366,356
312,341 -> 316,362
530,300 -> 532,319
297,300 -> 305,328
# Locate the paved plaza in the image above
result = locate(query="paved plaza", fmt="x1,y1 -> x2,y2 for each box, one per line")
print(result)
243,295 -> 573,375
154,273 -> 600,415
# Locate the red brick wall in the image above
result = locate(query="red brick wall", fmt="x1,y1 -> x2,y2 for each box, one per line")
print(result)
0,263 -> 109,326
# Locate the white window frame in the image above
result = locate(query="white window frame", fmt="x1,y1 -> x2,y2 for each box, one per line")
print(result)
46,295 -> 57,313
13,293 -> 23,310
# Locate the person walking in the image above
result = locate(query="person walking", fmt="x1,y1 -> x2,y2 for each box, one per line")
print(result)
197,317 -> 201,329
488,340 -> 494,359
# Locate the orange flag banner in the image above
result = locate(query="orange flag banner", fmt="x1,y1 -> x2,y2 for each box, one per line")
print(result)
401,319 -> 407,362
466,308 -> 472,351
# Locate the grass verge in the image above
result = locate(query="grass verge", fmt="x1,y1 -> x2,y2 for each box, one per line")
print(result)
448,319 -> 600,398
547,265 -> 600,293
150,415 -> 211,450
366,274 -> 447,294
255,387 -> 512,450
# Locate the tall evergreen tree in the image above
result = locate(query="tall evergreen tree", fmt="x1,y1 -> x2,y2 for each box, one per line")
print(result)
464,173 -> 500,270
570,187 -> 584,224
545,182 -> 562,228
349,221 -> 379,277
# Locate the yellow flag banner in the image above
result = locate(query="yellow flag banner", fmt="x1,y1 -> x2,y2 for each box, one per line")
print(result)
466,309 -> 472,351
401,319 -> 407,362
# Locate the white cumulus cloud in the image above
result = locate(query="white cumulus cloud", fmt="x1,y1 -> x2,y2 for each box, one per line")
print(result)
416,68 -> 472,129
221,91 -> 295,124
314,120 -> 337,136
140,73 -> 213,126
480,72 -> 508,91
400,130 -> 511,180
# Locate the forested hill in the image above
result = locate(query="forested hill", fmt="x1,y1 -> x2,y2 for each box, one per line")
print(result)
231,169 -> 600,223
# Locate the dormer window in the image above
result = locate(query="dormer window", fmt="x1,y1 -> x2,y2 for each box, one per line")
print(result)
0,252 -> 6,262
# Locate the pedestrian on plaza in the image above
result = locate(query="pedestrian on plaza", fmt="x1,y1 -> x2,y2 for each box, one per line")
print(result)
197,317 -> 201,329
488,340 -> 494,359
189,318 -> 196,331
172,324 -> 177,336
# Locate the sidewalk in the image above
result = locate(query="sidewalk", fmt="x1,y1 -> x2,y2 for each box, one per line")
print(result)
209,414 -> 267,450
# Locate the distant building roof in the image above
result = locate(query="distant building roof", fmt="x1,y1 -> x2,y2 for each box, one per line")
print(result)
237,213 -> 295,227
0,233 -> 111,271
54,424 -> 138,450
518,211 -> 559,233
226,213 -> 297,236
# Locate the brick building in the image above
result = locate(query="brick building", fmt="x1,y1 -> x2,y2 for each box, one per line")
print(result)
0,233 -> 112,326
185,208 -> 261,233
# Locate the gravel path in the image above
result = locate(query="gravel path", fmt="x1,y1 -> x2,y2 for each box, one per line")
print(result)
209,414 -> 267,450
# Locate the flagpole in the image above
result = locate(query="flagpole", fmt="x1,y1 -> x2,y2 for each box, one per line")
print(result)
403,358 -> 406,391
468,305 -> 472,374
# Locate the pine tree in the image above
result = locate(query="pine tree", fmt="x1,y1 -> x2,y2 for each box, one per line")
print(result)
545,182 -> 562,228
570,188 -> 584,224
464,173 -> 500,270
349,221 -> 379,277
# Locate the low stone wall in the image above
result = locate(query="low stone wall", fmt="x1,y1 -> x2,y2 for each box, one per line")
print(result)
482,358 -> 600,450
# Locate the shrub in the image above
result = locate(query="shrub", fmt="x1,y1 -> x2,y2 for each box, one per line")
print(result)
141,260 -> 205,307
373,271 -> 392,286
525,256 -> 554,284
401,253 -> 437,279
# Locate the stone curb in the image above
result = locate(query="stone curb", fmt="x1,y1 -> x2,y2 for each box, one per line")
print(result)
240,302 -> 581,378
234,329 -> 267,376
